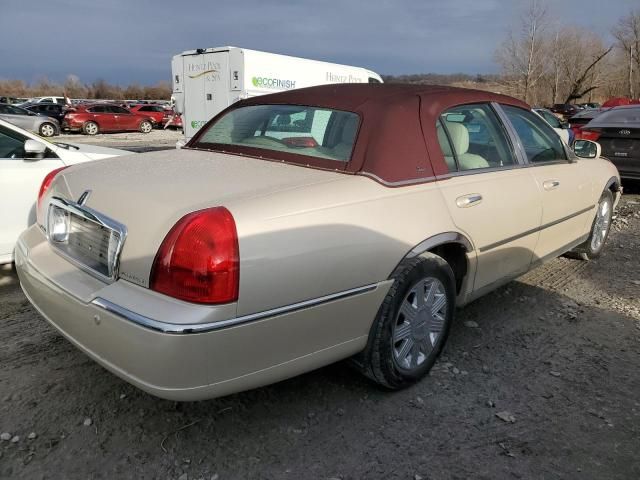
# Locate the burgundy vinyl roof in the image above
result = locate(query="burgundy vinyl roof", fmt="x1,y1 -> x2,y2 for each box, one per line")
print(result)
197,84 -> 531,185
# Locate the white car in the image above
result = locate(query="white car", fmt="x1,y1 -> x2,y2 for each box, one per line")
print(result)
0,118 -> 132,264
533,108 -> 574,144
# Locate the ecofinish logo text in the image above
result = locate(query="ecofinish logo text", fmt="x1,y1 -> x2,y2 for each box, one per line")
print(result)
251,76 -> 296,89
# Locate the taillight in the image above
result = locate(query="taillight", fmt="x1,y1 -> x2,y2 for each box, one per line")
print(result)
37,166 -> 68,222
578,129 -> 600,141
150,207 -> 239,304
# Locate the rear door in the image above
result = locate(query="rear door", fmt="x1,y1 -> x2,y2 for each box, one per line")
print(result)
433,103 -> 542,293
0,124 -> 64,261
499,105 -> 594,261
183,51 -> 228,139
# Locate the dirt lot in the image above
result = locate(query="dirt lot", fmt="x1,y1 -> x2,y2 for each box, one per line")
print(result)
1,183 -> 639,480
56,128 -> 183,152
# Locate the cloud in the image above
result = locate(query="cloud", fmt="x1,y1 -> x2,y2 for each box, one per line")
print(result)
1,0 -> 637,83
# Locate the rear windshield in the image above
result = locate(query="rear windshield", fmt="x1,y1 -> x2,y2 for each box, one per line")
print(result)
591,107 -> 640,125
190,104 -> 360,163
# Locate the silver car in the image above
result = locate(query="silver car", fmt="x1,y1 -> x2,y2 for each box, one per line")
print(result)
0,103 -> 60,137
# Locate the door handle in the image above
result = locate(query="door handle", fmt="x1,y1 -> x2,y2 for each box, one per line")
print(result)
456,193 -> 483,208
543,179 -> 560,191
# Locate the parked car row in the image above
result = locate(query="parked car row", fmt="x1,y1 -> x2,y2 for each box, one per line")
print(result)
0,97 -> 183,137
12,84 -> 621,401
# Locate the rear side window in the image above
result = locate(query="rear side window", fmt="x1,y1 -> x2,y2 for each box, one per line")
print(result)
436,103 -> 517,172
194,104 -> 359,162
502,105 -> 567,163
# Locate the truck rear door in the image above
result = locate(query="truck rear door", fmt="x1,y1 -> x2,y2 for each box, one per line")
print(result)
182,51 -> 229,140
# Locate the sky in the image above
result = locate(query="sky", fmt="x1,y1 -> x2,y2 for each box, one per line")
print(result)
0,0 -> 637,85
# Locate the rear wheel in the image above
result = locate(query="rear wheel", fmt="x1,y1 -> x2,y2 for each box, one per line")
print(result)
571,189 -> 614,260
139,120 -> 152,133
354,255 -> 455,389
83,121 -> 99,135
39,122 -> 56,137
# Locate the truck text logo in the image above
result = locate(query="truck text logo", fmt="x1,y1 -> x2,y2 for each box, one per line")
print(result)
187,61 -> 221,82
251,76 -> 296,89
326,72 -> 364,83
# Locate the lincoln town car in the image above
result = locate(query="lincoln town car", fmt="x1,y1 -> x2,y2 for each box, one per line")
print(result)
16,85 -> 621,400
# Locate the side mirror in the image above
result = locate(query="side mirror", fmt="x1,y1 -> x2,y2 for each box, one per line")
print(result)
560,121 -> 569,129
572,139 -> 601,159
24,139 -> 47,160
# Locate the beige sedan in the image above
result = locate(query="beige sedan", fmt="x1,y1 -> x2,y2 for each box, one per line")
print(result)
16,85 -> 620,400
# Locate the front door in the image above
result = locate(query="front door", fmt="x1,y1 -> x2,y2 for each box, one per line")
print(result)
110,105 -> 138,131
434,103 -> 542,292
500,105 -> 593,261
0,124 -> 63,262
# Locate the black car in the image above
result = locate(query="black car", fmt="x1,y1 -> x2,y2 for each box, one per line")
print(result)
580,105 -> 640,180
550,103 -> 582,118
23,102 -> 66,123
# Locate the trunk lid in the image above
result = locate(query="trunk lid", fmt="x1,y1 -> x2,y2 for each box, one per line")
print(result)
47,148 -> 345,287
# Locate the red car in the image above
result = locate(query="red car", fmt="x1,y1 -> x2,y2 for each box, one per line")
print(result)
164,111 -> 183,130
128,104 -> 171,127
63,104 -> 154,135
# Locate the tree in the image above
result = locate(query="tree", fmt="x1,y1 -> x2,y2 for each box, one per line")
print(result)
613,9 -> 640,97
549,27 -> 613,103
494,0 -> 549,103
63,74 -> 87,99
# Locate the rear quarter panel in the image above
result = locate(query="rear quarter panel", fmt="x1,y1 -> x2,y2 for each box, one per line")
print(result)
228,175 -> 462,316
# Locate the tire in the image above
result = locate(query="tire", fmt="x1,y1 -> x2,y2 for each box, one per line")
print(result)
354,255 -> 456,389
39,122 -> 56,137
82,121 -> 99,135
571,189 -> 614,260
139,120 -> 152,134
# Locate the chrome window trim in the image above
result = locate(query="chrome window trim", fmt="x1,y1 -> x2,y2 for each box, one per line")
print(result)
357,171 -> 437,187
434,162 -> 527,179
92,282 -> 379,334
46,196 -> 127,284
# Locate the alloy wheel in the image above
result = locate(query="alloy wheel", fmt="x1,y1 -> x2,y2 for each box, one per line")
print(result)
392,277 -> 447,371
591,197 -> 611,252
40,123 -> 55,137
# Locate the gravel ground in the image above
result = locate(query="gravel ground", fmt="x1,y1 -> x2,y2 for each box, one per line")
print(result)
56,129 -> 184,152
0,184 -> 639,480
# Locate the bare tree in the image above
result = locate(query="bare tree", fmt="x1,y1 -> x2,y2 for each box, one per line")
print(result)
495,0 -> 548,103
613,9 -> 640,97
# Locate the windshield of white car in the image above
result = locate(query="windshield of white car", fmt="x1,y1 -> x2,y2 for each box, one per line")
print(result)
190,104 -> 360,163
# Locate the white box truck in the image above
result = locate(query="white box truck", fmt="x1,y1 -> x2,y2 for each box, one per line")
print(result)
171,46 -> 382,141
